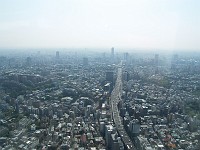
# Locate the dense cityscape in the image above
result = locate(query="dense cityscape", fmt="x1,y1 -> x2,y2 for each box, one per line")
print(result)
0,48 -> 200,150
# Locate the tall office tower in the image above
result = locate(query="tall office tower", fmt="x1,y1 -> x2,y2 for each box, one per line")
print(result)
56,51 -> 60,59
129,119 -> 140,137
106,71 -> 114,83
154,54 -> 159,74
111,47 -> 114,58
171,54 -> 179,70
123,71 -> 130,81
26,57 -> 32,66
83,57 -> 88,66
124,52 -> 129,61
111,133 -> 124,150
105,124 -> 114,149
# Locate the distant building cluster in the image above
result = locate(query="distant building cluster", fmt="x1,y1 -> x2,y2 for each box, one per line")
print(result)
0,49 -> 200,150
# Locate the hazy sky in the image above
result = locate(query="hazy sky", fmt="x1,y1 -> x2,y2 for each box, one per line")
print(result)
0,0 -> 199,50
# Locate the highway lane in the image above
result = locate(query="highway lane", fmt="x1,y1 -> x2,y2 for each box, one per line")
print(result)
110,64 -> 135,150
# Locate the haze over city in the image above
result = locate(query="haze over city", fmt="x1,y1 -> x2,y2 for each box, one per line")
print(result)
2,1 -> 200,150
0,0 -> 199,51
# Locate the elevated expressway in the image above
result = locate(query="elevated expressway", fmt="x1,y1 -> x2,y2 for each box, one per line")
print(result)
110,64 -> 135,150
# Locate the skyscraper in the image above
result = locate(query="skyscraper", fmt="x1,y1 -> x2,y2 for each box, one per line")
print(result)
111,47 -> 114,58
106,71 -> 114,83
171,54 -> 179,70
155,54 -> 159,74
56,51 -> 59,59
124,52 -> 129,61
26,57 -> 32,66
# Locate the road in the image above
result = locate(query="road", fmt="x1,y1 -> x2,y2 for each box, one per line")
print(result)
110,63 -> 135,150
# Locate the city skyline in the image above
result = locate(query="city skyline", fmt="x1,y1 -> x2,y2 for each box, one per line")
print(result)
0,0 -> 200,51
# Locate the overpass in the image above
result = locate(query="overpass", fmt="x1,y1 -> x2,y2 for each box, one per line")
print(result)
110,63 -> 135,150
